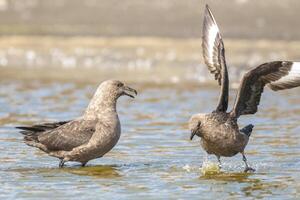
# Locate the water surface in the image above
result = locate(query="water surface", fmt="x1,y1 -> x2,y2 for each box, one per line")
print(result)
0,37 -> 300,199
0,80 -> 300,199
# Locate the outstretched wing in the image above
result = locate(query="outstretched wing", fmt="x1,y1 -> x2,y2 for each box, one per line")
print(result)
231,61 -> 300,118
202,5 -> 229,112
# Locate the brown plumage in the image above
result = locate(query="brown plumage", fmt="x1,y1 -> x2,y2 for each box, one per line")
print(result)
189,5 -> 300,172
231,61 -> 295,118
16,80 -> 137,167
202,5 -> 228,112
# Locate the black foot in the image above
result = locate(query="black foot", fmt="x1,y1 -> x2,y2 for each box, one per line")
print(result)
81,162 -> 87,167
59,160 -> 65,168
244,167 -> 255,173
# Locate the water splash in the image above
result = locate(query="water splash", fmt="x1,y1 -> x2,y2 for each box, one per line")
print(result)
200,155 -> 221,175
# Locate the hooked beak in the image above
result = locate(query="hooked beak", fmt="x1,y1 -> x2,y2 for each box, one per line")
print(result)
190,122 -> 201,140
122,85 -> 138,98
190,130 -> 196,140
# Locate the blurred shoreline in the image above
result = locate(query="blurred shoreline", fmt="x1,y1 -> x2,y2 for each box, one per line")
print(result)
1,1 -> 300,85
1,36 -> 300,85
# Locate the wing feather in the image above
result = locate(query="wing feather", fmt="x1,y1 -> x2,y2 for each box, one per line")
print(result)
231,61 -> 300,118
202,5 -> 229,112
38,120 -> 96,151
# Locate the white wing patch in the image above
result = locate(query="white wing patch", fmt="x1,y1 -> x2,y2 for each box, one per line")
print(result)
268,62 -> 300,91
202,5 -> 225,84
206,23 -> 220,66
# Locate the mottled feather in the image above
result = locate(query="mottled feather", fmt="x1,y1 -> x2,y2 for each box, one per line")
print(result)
231,61 -> 300,118
17,120 -> 96,151
37,119 -> 97,151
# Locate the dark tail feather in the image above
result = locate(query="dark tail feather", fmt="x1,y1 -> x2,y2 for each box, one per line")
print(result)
16,120 -> 70,141
16,127 -> 41,142
240,124 -> 254,137
16,126 -> 45,134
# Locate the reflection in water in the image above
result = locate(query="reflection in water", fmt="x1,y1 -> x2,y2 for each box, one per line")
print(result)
7,165 -> 120,179
63,165 -> 121,178
200,172 -> 256,183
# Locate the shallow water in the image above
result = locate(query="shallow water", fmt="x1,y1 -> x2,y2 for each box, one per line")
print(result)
0,80 -> 300,199
0,36 -> 300,199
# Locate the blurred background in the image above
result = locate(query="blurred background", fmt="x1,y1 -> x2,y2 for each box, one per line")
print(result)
0,0 -> 300,84
0,0 -> 299,39
1,1 -> 300,199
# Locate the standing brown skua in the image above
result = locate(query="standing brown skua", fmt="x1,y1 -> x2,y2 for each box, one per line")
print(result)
17,80 -> 137,167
